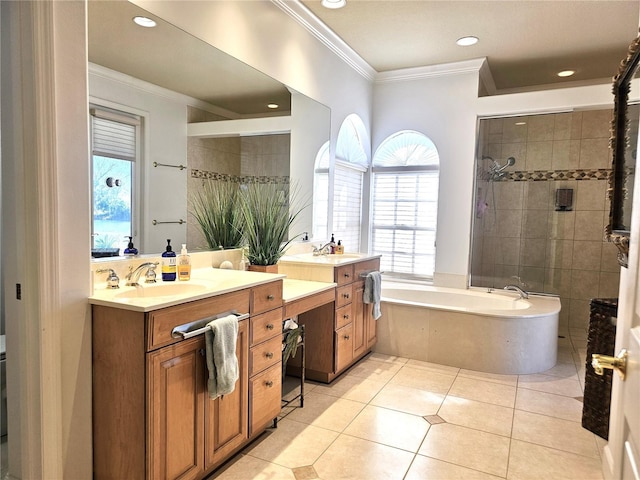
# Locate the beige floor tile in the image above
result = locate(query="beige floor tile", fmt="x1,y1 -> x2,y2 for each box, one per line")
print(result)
405,358 -> 460,375
210,454 -> 296,479
406,455 -> 504,480
371,383 -> 445,416
458,369 -> 518,386
389,365 -> 456,395
345,358 -> 403,383
512,410 -> 600,458
245,418 -> 338,468
419,423 -> 510,477
438,395 -> 514,436
448,376 -> 516,408
311,374 -> 386,403
515,387 -> 583,422
313,434 -> 414,480
343,405 -> 429,452
557,347 -> 576,364
518,373 -> 583,397
367,352 -> 409,365
507,439 -> 603,479
539,362 -> 579,378
285,391 -> 365,432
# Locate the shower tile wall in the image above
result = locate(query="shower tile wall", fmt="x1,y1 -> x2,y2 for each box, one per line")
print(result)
471,109 -> 621,331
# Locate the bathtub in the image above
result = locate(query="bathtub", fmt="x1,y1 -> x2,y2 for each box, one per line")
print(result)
375,283 -> 561,375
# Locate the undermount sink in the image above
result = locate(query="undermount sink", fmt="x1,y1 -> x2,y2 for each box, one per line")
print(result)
115,282 -> 208,299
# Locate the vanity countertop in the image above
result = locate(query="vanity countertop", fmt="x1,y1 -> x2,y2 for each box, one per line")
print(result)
89,268 -> 337,313
278,252 -> 381,267
89,268 -> 286,312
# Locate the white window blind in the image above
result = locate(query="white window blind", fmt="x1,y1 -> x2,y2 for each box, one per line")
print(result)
313,172 -> 329,242
333,162 -> 364,250
91,114 -> 137,162
371,131 -> 440,280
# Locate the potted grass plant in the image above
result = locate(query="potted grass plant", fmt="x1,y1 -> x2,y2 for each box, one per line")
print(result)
190,179 -> 244,250
239,182 -> 307,272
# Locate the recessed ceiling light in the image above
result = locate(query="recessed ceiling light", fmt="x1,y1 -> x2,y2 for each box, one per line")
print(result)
557,70 -> 575,78
321,0 -> 346,9
133,16 -> 156,28
267,103 -> 279,109
456,36 -> 478,47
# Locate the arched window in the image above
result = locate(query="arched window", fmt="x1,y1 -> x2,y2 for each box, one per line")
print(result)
312,141 -> 330,241
333,114 -> 368,250
372,131 -> 439,279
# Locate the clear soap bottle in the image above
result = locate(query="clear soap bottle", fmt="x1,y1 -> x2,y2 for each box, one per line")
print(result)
178,244 -> 191,281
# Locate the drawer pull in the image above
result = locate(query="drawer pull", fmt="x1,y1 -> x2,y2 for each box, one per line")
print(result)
343,334 -> 350,340
265,352 -> 274,359
343,314 -> 349,320
266,323 -> 274,330
265,380 -> 274,387
344,273 -> 350,278
267,294 -> 275,300
343,293 -> 350,299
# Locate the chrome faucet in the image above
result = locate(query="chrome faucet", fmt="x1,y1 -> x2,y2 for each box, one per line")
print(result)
313,243 -> 333,256
96,268 -> 120,289
126,262 -> 159,286
504,284 -> 529,299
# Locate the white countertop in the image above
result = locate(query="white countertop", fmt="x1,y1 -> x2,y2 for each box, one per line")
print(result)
282,278 -> 336,303
278,252 -> 381,267
89,268 -> 286,312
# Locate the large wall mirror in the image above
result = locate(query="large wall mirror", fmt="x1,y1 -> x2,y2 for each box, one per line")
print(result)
607,32 -> 640,268
88,1 -> 329,256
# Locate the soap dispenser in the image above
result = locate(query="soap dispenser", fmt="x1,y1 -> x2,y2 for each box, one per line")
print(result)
335,240 -> 344,255
123,236 -> 138,256
161,239 -> 177,281
330,233 -> 336,254
177,244 -> 191,281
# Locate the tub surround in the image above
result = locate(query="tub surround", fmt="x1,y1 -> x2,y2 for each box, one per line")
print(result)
376,283 -> 560,375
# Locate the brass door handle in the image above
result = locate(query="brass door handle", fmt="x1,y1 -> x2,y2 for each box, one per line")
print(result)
592,349 -> 628,380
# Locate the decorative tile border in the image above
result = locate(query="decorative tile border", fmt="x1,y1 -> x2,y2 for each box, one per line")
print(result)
191,169 -> 289,184
496,168 -> 613,182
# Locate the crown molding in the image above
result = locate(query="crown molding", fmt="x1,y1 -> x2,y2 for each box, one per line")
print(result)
375,58 -> 487,84
272,0 -> 376,82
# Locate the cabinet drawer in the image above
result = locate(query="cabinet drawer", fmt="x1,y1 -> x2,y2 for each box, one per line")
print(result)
334,264 -> 354,286
249,362 -> 282,435
336,284 -> 353,308
251,281 -> 283,315
335,324 -> 354,373
335,303 -> 352,330
353,258 -> 381,278
250,308 -> 283,346
147,289 -> 250,351
250,335 -> 282,377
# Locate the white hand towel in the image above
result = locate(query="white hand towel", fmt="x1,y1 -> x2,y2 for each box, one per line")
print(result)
205,314 -> 239,399
363,271 -> 382,320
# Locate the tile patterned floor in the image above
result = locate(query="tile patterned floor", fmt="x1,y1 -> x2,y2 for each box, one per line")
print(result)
210,329 -> 605,480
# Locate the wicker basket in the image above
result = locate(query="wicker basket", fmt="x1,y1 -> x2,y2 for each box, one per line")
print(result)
582,298 -> 617,440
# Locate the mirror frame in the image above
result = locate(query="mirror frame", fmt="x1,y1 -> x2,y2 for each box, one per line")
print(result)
607,32 -> 640,268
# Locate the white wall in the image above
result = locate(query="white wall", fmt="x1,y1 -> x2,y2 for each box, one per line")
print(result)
372,68 -> 481,288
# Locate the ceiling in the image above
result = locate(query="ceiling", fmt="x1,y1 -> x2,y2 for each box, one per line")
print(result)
301,0 -> 640,92
88,0 -> 640,115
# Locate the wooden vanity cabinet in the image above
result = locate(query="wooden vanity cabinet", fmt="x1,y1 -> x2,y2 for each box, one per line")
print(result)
294,257 -> 380,383
93,279 -> 282,480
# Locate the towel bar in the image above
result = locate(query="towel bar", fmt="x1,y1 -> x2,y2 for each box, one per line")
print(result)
171,312 -> 249,339
359,270 -> 383,278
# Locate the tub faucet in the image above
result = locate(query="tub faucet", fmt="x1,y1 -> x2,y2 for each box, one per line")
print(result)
126,262 -> 159,286
504,284 -> 529,299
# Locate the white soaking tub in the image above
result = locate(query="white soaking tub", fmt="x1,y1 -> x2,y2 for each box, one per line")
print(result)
375,283 -> 561,375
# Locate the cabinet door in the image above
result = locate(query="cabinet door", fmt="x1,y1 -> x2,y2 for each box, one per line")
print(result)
148,337 -> 204,480
250,362 -> 282,435
366,299 -> 378,349
335,324 -> 354,373
352,281 -> 367,359
205,319 -> 249,470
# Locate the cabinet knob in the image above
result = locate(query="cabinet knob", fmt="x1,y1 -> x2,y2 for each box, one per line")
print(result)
265,380 -> 274,387
267,294 -> 274,300
343,293 -> 350,299
199,349 -> 205,356
266,323 -> 274,330
344,273 -> 350,278
344,335 -> 350,340
343,314 -> 349,320
265,352 -> 274,359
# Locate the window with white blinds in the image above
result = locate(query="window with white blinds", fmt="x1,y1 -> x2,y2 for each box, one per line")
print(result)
372,131 -> 439,279
333,162 -> 364,250
313,142 -> 330,241
91,110 -> 138,161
